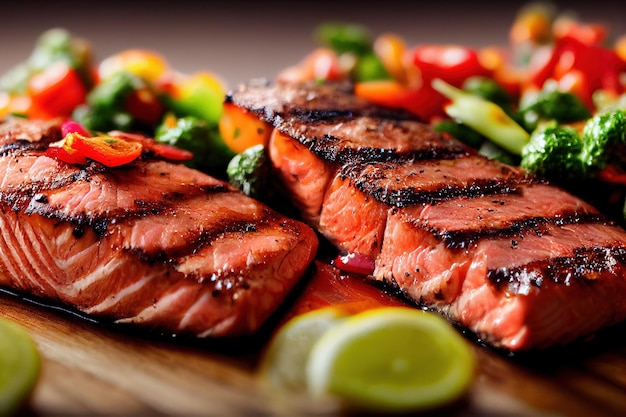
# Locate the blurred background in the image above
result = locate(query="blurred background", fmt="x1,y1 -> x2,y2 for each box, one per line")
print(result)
1,0 -> 624,88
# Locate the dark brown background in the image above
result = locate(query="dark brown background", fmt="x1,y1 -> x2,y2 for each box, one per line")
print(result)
1,1 -> 624,88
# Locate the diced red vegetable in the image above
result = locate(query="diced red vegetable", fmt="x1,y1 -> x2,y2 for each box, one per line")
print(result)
411,44 -> 492,87
124,87 -> 164,126
526,36 -> 626,110
332,252 -> 376,276
27,62 -> 87,119
61,120 -> 91,137
355,44 -> 494,122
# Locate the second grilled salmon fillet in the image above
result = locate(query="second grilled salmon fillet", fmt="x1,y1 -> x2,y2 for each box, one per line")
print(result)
0,117 -> 319,338
229,81 -> 626,351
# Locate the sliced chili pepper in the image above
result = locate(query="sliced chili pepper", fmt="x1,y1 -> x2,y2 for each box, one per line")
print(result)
70,133 -> 143,167
107,130 -> 194,161
45,142 -> 88,165
46,132 -> 142,167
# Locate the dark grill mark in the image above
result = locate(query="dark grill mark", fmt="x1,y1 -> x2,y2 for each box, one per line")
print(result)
3,157 -> 233,239
288,106 -> 416,124
129,213 -> 276,267
353,175 -> 526,208
0,140 -> 45,156
487,246 -> 626,291
294,133 -> 469,164
436,212 -> 609,249
291,109 -> 356,124
228,81 -> 419,125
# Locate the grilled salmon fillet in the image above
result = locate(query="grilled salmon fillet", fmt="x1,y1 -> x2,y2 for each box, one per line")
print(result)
0,117 -> 318,338
229,81 -> 626,350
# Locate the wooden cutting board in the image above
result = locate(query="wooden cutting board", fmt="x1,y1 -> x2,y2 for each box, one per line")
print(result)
3,262 -> 626,417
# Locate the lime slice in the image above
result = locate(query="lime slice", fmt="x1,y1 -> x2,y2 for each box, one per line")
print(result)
306,307 -> 475,412
0,317 -> 41,417
258,307 -> 349,391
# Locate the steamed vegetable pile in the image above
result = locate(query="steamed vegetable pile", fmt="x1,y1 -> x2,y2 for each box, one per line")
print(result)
1,3 -> 625,220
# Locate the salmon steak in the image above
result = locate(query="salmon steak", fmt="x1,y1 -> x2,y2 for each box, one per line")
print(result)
229,81 -> 626,351
0,117 -> 318,338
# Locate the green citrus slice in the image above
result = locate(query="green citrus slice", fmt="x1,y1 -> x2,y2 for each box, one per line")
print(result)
258,306 -> 349,391
306,307 -> 476,412
0,317 -> 41,417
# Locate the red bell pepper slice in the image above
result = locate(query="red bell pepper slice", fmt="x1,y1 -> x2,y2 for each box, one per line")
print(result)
527,36 -> 626,109
355,44 -> 493,122
27,61 -> 87,119
411,44 -> 491,86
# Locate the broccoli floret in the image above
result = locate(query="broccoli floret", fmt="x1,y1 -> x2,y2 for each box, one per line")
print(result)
519,84 -> 591,131
520,123 -> 584,179
579,109 -> 626,171
155,115 -> 235,175
226,144 -> 269,198
72,71 -> 147,133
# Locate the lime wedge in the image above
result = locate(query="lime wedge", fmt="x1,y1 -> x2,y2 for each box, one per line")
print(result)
306,307 -> 475,412
259,307 -> 349,391
0,317 -> 41,417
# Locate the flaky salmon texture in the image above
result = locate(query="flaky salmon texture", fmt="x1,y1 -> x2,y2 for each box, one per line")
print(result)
0,117 -> 318,338
229,80 -> 626,351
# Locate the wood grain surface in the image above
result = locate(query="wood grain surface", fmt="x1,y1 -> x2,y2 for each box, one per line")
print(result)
2,261 -> 626,417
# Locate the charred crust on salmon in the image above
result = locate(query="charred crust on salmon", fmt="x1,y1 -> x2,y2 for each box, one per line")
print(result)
0,116 -> 319,338
488,246 -> 626,291
435,212 -> 609,250
228,81 -> 418,125
229,81 -> 626,350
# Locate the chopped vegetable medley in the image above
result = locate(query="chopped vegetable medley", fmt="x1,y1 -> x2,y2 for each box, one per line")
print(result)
0,3 -> 625,221
276,3 -> 626,223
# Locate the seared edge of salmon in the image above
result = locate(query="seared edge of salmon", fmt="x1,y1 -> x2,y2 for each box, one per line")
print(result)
0,117 -> 319,337
230,81 -> 626,350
